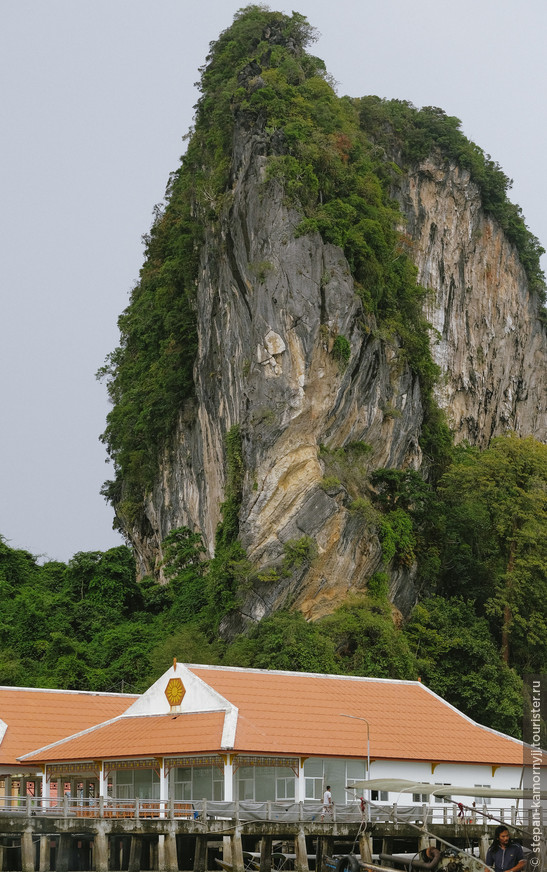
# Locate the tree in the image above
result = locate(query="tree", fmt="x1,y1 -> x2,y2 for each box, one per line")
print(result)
162,527 -> 209,624
319,588 -> 417,679
438,435 -> 547,672
224,610 -> 337,674
404,596 -> 523,737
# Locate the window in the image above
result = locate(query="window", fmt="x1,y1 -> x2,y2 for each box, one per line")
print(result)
237,766 -> 255,801
276,776 -> 295,801
371,790 -> 388,802
474,785 -> 491,805
303,758 -> 366,803
114,769 -> 159,800
304,759 -> 323,800
412,793 -> 430,803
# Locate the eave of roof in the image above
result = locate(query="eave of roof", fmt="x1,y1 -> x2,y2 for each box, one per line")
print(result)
0,687 -> 138,767
20,711 -> 226,763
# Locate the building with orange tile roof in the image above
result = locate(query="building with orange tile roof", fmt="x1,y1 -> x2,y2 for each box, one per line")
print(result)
15,664 -> 527,809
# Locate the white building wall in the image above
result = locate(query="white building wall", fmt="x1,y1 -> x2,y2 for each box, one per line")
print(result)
369,759 -> 522,809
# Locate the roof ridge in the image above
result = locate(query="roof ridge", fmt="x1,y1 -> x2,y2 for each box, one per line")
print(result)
0,686 -> 139,697
187,664 -> 419,684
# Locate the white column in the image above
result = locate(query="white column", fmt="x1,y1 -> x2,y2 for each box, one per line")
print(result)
224,756 -> 234,801
159,759 -> 168,816
297,759 -> 306,802
41,768 -> 50,810
98,762 -> 107,798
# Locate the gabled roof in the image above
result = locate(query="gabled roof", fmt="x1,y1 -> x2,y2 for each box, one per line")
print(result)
0,686 -> 138,769
19,665 -> 524,768
188,665 -> 523,765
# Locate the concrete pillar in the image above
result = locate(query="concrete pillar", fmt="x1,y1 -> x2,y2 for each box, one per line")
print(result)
95,829 -> 109,872
479,835 -> 490,862
230,828 -> 245,872
358,834 -> 373,863
259,835 -> 272,872
164,833 -> 178,872
294,830 -> 309,872
57,834 -> 72,872
193,835 -> 208,872
21,831 -> 35,872
418,835 -> 430,851
158,835 -> 166,872
128,836 -> 142,872
39,837 -> 50,872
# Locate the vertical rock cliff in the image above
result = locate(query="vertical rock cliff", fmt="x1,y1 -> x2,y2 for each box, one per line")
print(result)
102,8 -> 547,634
394,158 -> 547,444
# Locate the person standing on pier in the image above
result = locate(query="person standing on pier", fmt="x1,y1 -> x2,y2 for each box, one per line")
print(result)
486,826 -> 525,872
321,785 -> 333,821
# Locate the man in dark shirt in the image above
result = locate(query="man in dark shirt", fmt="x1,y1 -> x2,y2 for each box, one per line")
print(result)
486,826 -> 525,872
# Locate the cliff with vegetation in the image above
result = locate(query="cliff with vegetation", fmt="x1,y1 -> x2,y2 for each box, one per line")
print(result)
83,7 -> 547,726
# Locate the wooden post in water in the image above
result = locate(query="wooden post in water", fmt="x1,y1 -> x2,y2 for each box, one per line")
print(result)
358,833 -> 373,863
259,835 -> 272,872
230,828 -> 245,872
193,835 -> 208,872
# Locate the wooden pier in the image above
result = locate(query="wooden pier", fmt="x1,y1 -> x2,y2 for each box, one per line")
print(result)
0,799 -> 543,872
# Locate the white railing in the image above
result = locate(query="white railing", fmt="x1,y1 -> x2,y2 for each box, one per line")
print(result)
0,796 -> 542,828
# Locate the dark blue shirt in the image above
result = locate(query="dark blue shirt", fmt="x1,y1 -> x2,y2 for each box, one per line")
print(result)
485,842 -> 524,872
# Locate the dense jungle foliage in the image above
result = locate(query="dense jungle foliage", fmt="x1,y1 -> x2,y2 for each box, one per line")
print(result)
98,5 -> 545,522
1,433 -> 546,740
5,8 -> 545,743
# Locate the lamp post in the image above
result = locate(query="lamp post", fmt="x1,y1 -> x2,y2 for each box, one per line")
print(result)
340,713 -> 371,816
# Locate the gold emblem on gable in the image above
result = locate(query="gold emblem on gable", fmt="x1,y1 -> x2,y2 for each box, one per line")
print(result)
165,677 -> 185,707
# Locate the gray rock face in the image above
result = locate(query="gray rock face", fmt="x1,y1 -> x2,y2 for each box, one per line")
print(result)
394,157 -> 547,445
130,129 -> 547,632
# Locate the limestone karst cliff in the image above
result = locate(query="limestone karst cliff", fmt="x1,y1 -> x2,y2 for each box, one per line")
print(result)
100,8 -> 547,636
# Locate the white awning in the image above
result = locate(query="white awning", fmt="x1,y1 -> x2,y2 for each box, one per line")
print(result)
347,778 -> 547,799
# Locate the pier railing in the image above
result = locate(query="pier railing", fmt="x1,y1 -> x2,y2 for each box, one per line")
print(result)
0,796 -> 541,828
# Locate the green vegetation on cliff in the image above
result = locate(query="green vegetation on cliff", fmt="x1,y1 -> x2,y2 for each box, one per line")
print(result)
359,97 -> 546,301
98,5 -> 545,521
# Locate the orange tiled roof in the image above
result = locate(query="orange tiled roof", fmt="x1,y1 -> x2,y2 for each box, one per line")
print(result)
189,667 -> 523,766
21,711 -> 226,762
0,687 -> 138,767
15,666 -> 524,768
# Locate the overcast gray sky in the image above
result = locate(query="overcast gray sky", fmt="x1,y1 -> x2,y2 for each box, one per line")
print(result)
2,0 -> 546,563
